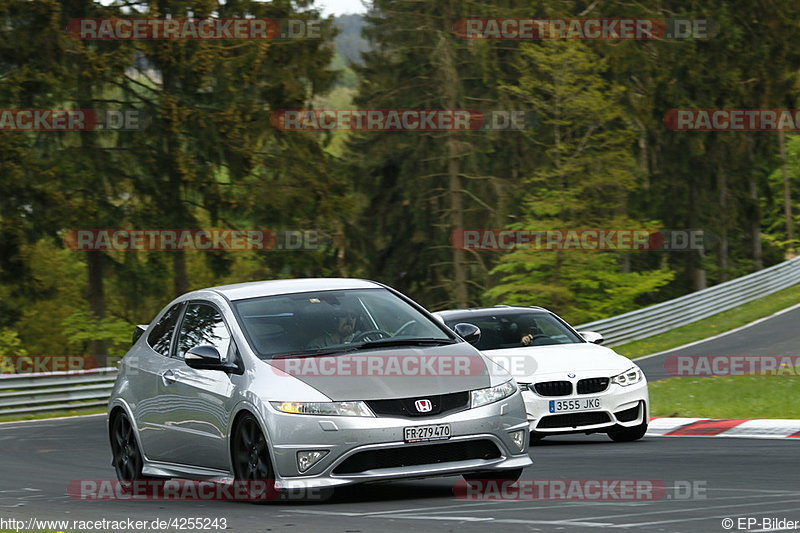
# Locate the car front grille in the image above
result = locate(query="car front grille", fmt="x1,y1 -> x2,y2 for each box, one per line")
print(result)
332,439 -> 501,475
537,412 -> 612,429
577,377 -> 610,394
533,381 -> 572,397
366,391 -> 470,418
615,402 -> 642,422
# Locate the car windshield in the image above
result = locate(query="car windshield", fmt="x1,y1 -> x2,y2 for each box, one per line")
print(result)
443,311 -> 583,351
233,288 -> 453,359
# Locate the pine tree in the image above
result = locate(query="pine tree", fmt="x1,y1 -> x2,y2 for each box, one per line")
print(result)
486,40 -> 673,322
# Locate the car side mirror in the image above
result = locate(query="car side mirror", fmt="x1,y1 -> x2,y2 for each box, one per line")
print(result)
132,324 -> 148,345
185,345 -> 239,373
454,323 -> 481,346
580,331 -> 604,344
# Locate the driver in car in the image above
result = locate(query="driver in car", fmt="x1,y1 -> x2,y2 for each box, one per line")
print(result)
519,316 -> 546,346
307,305 -> 359,348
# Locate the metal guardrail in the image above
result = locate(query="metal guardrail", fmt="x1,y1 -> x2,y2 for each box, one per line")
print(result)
2,256 -> 799,417
0,367 -> 117,416
576,256 -> 800,346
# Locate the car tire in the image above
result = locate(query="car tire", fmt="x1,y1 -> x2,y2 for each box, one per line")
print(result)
607,422 -> 648,442
463,468 -> 523,483
232,413 -> 279,503
110,411 -> 149,490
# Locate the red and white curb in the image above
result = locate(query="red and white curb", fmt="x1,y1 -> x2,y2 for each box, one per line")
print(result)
647,417 -> 800,439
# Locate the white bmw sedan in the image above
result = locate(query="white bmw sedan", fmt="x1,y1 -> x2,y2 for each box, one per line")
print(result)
434,306 -> 649,443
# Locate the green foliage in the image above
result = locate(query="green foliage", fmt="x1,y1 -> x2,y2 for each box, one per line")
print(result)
330,53 -> 359,89
0,327 -> 28,373
649,376 -> 800,419
488,252 -> 674,324
763,135 -> 800,251
0,329 -> 27,356
61,311 -> 133,357
486,41 -> 674,322
0,0 -> 354,357
2,1 -> 800,361
346,0 -> 537,307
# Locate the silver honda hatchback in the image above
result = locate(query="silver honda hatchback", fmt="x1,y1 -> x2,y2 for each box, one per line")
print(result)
108,278 -> 531,499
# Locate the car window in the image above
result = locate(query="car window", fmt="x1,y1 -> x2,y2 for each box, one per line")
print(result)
233,288 -> 452,358
147,302 -> 183,357
175,302 -> 233,361
444,312 -> 583,350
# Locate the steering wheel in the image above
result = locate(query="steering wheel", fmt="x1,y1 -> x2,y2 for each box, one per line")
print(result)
353,329 -> 392,342
394,320 -> 418,337
522,334 -> 549,346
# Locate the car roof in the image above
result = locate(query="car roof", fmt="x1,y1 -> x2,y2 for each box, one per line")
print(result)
434,306 -> 551,322
206,278 -> 385,301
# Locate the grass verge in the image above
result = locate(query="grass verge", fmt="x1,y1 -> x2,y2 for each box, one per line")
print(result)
649,375 -> 800,419
0,407 -> 106,423
613,283 -> 800,359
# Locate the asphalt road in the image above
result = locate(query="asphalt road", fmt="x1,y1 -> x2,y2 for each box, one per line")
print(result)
2,307 -> 799,532
1,415 -> 798,533
635,305 -> 800,381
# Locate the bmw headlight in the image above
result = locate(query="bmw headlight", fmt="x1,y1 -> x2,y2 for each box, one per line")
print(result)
470,380 -> 517,408
611,367 -> 643,387
271,401 -> 374,417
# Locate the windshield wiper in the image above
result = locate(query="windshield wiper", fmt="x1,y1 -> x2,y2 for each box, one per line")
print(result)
353,337 -> 457,350
270,338 -> 457,358
271,347 -> 358,359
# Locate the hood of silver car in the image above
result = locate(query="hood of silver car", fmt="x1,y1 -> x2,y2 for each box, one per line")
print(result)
265,342 -> 497,400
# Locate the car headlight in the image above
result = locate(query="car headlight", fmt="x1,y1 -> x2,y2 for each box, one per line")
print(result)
470,380 -> 517,408
270,401 -> 374,417
611,367 -> 643,387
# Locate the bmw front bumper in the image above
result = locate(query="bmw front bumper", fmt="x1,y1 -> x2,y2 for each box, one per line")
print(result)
523,373 -> 649,435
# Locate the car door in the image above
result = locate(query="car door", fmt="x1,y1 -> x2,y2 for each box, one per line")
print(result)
156,301 -> 239,470
134,302 -> 185,461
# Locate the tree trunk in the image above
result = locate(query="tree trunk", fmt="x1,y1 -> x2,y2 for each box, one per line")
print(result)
750,177 -> 763,270
437,10 -> 468,308
162,60 -> 189,296
717,169 -> 729,281
779,130 -> 794,250
77,20 -> 107,357
448,137 -> 468,307
86,251 -> 107,357
689,173 -> 706,291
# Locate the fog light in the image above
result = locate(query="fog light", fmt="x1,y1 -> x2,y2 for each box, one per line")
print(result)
297,450 -> 329,473
509,430 -> 526,452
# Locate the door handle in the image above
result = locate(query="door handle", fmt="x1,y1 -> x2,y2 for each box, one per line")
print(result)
160,369 -> 178,385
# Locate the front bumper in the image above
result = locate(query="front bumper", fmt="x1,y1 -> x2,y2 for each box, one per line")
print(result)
262,391 -> 532,490
523,376 -> 649,434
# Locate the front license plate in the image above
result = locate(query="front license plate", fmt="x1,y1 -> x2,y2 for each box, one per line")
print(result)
404,423 -> 451,443
549,397 -> 601,413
